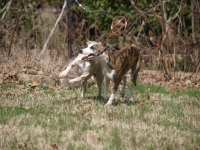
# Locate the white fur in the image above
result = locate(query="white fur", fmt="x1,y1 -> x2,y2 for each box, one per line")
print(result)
105,93 -> 115,105
103,77 -> 110,99
81,44 -> 95,55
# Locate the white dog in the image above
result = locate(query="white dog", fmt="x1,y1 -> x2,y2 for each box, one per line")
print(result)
59,41 -> 104,97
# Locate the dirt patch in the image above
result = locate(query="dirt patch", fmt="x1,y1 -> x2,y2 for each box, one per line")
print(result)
138,70 -> 200,89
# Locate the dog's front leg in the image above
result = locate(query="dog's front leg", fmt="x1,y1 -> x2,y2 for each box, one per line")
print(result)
95,68 -> 104,97
81,80 -> 87,97
103,77 -> 110,100
59,62 -> 75,77
59,67 -> 71,77
105,92 -> 115,105
105,80 -> 120,105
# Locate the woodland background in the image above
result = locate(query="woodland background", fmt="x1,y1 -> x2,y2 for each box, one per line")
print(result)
0,0 -> 200,84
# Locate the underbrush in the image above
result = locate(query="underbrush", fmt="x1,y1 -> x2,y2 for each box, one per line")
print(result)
0,81 -> 199,150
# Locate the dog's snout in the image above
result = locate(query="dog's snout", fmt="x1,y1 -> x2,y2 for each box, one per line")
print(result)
79,50 -> 83,54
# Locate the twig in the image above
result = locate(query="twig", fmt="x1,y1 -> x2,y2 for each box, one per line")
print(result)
0,1 -> 10,13
137,99 -> 159,107
1,0 -> 13,20
136,20 -> 144,41
40,0 -> 67,56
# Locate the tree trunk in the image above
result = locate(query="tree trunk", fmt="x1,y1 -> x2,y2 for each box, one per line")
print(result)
67,0 -> 73,58
191,0 -> 196,43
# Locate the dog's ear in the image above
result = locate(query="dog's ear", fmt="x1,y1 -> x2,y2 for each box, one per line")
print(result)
86,40 -> 90,45
87,40 -> 94,45
104,46 -> 109,51
97,41 -> 102,45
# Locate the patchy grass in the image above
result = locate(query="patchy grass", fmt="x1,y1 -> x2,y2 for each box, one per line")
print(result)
0,80 -> 199,150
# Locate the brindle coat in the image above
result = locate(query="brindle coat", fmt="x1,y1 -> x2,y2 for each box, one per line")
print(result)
107,45 -> 142,93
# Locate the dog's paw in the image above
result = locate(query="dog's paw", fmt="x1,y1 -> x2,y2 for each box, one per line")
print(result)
59,71 -> 67,77
68,79 -> 75,84
105,103 -> 112,106
105,100 -> 113,106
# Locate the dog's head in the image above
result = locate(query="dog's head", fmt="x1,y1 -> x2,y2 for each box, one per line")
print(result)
80,41 -> 105,61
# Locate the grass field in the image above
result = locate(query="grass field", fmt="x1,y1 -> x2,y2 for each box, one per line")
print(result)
0,80 -> 199,150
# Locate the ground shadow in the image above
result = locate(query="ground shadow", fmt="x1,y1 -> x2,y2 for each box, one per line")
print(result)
65,93 -> 141,106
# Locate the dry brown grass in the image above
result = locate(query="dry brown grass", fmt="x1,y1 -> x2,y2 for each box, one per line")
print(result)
0,78 -> 199,149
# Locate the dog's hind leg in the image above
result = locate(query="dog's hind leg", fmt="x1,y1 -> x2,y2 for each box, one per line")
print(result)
125,71 -> 137,102
124,71 -> 137,102
95,73 -> 104,97
81,79 -> 87,97
120,76 -> 127,97
125,56 -> 141,102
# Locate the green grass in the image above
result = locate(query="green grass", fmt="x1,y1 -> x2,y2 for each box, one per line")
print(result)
176,87 -> 200,98
0,80 -> 199,150
136,82 -> 170,95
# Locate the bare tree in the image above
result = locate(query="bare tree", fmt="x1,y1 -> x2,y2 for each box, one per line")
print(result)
129,0 -> 185,80
191,0 -> 200,43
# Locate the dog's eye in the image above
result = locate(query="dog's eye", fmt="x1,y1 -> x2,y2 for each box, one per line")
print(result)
90,46 -> 95,49
90,44 -> 98,49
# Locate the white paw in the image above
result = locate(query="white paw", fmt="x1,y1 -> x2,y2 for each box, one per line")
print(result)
59,71 -> 68,77
68,79 -> 75,84
105,100 -> 112,105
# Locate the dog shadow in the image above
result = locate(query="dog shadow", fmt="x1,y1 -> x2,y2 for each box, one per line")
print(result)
111,99 -> 141,106
65,94 -> 106,103
65,94 -> 140,106
93,96 -> 141,106
91,95 -> 107,103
